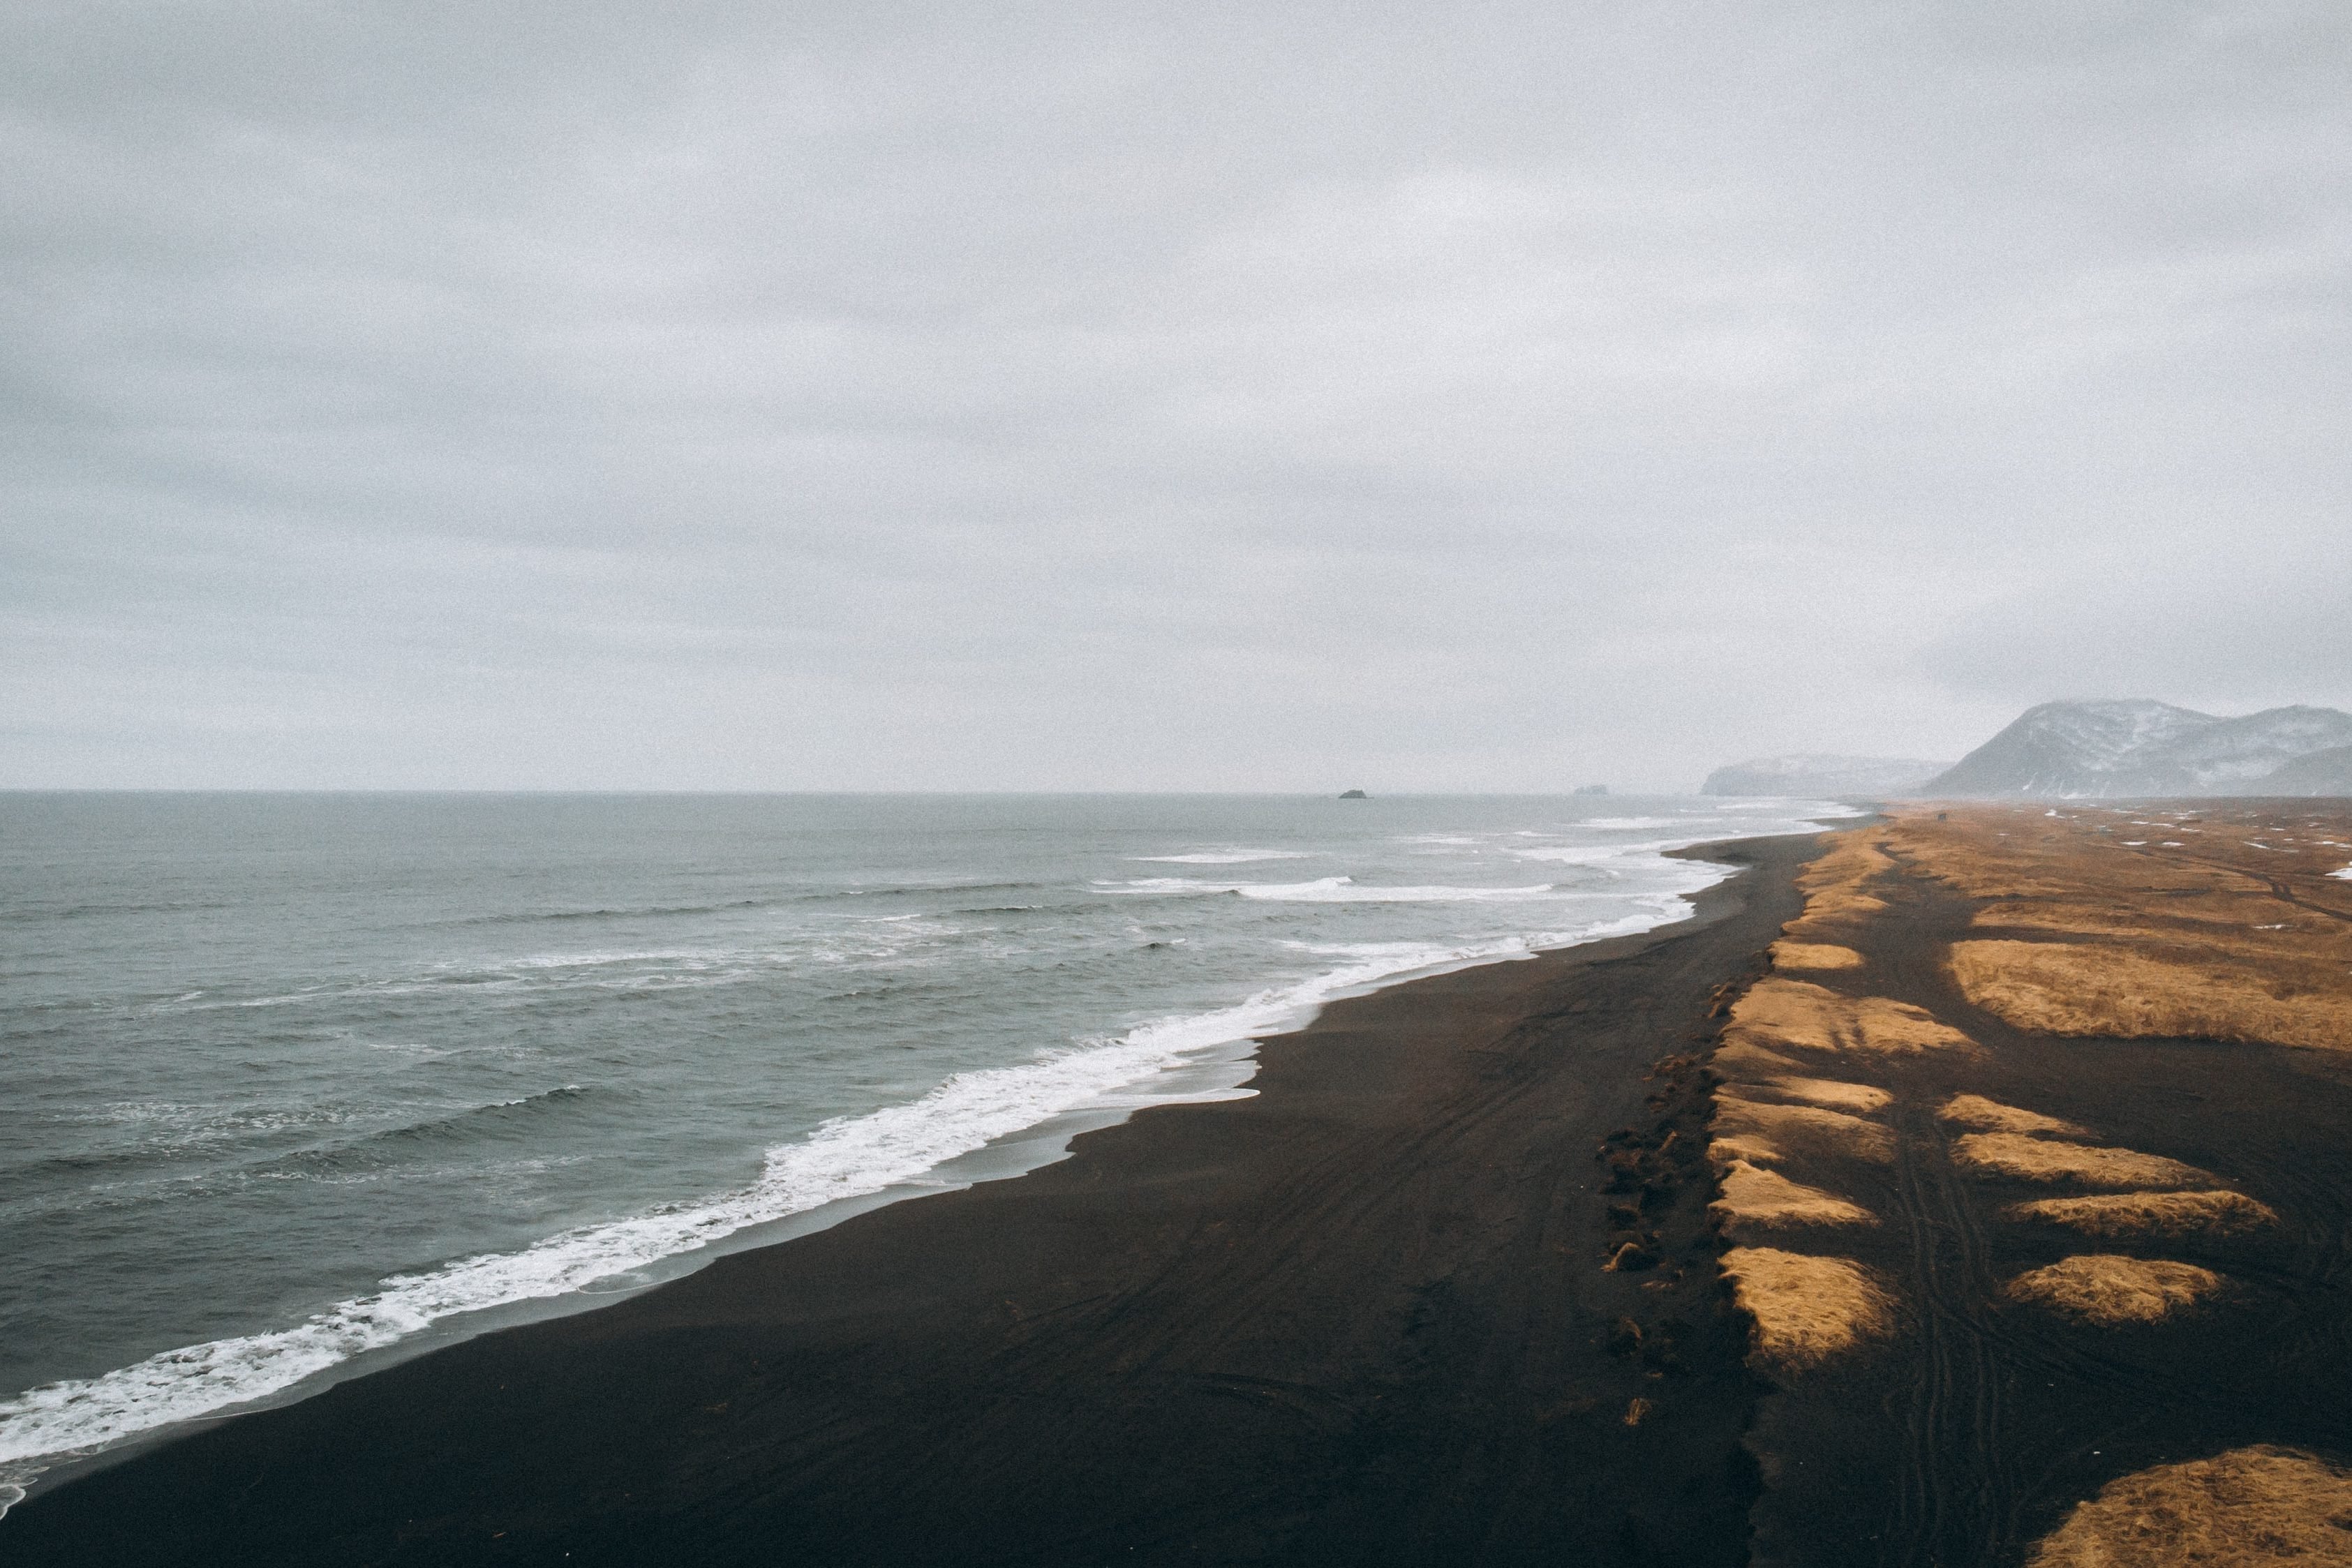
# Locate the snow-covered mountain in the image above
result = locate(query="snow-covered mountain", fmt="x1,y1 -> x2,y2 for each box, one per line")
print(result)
1701,754 -> 1951,797
1925,701 -> 2352,798
2260,745 -> 2352,798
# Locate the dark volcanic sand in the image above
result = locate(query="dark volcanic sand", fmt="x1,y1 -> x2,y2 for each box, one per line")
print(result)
1737,808 -> 2352,1568
6,836 -> 1817,1568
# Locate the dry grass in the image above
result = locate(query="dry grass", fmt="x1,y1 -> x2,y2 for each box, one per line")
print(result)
1874,805 -> 2352,1053
1712,1160 -> 1875,1231
1971,893 -> 2318,941
1769,1077 -> 1892,1114
1775,830 -> 1903,938
1799,832 -> 1895,893
1782,832 -> 1898,937
1937,1093 -> 2086,1137
1771,940 -> 1865,971
2005,1255 -> 2224,1325
1719,1246 -> 1896,1371
1714,1092 -> 1896,1163
1953,1131 -> 2210,1188
2025,1445 -> 2352,1567
1725,978 -> 1973,1057
1707,1134 -> 1783,1168
1713,1038 -> 1799,1077
1951,940 -> 2352,1053
1886,810 -> 2207,902
2009,1190 -> 2279,1239
1890,802 -> 2352,911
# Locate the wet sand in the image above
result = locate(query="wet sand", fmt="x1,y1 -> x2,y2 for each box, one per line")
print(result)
6,835 -> 1817,1568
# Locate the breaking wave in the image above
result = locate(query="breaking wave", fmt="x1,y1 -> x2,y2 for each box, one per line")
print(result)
0,883 -> 1725,1495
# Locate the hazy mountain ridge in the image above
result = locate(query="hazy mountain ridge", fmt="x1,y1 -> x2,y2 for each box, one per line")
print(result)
1925,701 -> 2352,798
2261,746 -> 2352,797
1702,754 -> 1951,797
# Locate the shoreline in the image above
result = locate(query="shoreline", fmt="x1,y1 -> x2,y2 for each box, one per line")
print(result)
0,828 -> 1763,1509
6,830 -> 1822,1566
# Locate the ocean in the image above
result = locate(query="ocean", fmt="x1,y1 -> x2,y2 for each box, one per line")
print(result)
0,791 -> 1845,1506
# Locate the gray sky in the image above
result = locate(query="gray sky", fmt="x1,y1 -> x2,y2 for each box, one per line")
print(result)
6,0 -> 2347,791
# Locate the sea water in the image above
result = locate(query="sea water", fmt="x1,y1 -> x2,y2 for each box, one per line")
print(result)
0,791 -> 1848,1504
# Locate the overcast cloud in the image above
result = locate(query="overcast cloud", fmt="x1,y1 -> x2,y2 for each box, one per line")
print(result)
5,0 -> 2347,791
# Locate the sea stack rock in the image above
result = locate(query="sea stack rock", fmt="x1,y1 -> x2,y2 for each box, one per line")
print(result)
1338,789 -> 1368,799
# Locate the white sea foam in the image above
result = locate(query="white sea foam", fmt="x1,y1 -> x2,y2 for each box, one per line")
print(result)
1711,798 -> 1866,816
0,1024 -> 1252,1486
1129,851 -> 1311,865
0,862 -> 1736,1498
1110,876 -> 1592,904
1509,840 -> 1679,865
0,801 -> 1875,1507
160,926 -> 963,1013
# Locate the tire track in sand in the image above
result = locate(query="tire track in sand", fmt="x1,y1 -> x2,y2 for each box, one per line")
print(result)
1885,1098 -> 2013,1568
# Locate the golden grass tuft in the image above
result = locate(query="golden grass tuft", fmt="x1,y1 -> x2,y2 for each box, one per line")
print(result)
1780,830 -> 1900,938
1953,1132 -> 2209,1188
1715,1093 -> 1895,1163
1951,940 -> 2352,1053
1711,1160 -> 1876,1231
1771,939 -> 1865,971
1713,1038 -> 1799,1077
1769,1077 -> 1892,1114
1799,832 -> 1894,892
1725,978 -> 1972,1057
1884,812 -> 2194,903
2005,1255 -> 2224,1325
2025,1445 -> 2352,1568
1707,1135 -> 1783,1169
1719,1246 -> 1896,1370
1937,1093 -> 2085,1137
1971,894 -> 2298,941
2008,1190 -> 2278,1239
1871,804 -> 2352,1054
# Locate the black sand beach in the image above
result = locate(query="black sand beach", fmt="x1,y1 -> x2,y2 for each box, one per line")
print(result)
6,835 -> 1817,1567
